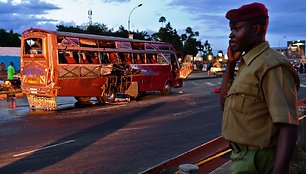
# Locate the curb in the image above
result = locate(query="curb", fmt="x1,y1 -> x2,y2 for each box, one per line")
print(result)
185,74 -> 220,81
185,76 -> 218,81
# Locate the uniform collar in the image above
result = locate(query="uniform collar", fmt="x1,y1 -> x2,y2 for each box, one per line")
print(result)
242,41 -> 270,66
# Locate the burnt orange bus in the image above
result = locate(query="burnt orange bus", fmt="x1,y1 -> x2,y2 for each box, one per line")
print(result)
20,28 -> 192,110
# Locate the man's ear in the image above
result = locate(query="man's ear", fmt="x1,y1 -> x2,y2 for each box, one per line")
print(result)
253,24 -> 263,33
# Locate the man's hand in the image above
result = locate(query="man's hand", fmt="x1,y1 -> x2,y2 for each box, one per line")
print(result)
227,47 -> 242,62
220,47 -> 241,110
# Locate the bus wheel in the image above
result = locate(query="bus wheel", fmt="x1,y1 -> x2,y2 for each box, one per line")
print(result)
74,97 -> 91,102
96,97 -> 104,104
160,82 -> 171,95
102,89 -> 116,103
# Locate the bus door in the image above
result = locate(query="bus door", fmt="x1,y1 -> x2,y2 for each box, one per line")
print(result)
160,52 -> 178,77
21,34 -> 56,109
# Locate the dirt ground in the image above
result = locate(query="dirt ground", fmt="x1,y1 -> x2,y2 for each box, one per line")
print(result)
291,146 -> 306,174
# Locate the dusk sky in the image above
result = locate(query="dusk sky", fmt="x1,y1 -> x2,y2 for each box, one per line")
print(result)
1,0 -> 305,53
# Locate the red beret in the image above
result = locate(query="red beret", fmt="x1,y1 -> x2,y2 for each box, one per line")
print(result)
226,2 -> 269,23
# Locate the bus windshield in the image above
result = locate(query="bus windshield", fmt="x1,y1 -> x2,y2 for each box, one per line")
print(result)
24,38 -> 43,55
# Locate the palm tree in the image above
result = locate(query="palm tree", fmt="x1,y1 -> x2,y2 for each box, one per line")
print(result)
159,16 -> 166,28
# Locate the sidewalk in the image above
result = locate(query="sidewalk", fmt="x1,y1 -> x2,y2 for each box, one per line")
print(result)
209,161 -> 230,174
186,71 -> 218,80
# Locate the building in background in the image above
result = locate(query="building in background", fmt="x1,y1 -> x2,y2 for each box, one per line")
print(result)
0,47 -> 20,71
287,40 -> 305,63
274,40 -> 305,64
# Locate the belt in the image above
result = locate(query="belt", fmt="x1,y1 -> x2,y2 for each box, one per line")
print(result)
229,141 -> 261,153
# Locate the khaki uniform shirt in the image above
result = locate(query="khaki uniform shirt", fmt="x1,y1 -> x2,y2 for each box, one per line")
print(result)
222,42 -> 300,148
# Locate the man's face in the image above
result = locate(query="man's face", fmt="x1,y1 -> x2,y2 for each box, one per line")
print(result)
229,21 -> 254,52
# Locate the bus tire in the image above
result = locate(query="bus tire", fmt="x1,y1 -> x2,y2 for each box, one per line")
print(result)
96,97 -> 105,104
102,88 -> 116,103
160,81 -> 171,95
74,97 -> 91,102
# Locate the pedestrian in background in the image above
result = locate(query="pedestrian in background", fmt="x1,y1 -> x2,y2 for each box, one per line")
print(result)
220,2 -> 300,174
299,62 -> 304,74
0,61 -> 5,74
7,61 -> 15,80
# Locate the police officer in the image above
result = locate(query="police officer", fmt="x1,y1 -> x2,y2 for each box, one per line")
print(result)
220,3 -> 300,174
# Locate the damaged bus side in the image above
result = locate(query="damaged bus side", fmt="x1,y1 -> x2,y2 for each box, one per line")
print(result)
20,28 -> 193,110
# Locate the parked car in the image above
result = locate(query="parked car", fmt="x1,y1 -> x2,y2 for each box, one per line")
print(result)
209,63 -> 226,76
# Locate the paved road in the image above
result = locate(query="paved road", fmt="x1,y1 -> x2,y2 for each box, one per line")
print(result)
0,73 -> 305,174
0,77 -> 224,174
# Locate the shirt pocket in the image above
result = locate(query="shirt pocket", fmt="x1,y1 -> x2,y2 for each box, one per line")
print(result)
231,83 -> 258,113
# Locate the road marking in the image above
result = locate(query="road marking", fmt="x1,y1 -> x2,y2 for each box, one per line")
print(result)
205,82 -> 217,86
300,84 -> 306,88
191,82 -> 199,86
13,140 -> 76,157
96,104 -> 127,111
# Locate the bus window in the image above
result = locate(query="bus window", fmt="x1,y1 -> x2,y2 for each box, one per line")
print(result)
101,53 -> 110,64
84,51 -> 99,64
132,42 -> 144,50
109,53 -> 119,63
123,53 -> 132,63
133,54 -> 144,64
72,52 -> 80,63
118,53 -> 125,63
157,53 -> 169,64
58,51 -> 67,64
91,52 -> 100,64
147,54 -> 157,64
24,38 -> 43,55
64,51 -> 77,64
80,52 -> 89,64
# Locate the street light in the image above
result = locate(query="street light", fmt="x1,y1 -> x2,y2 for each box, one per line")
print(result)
128,3 -> 142,39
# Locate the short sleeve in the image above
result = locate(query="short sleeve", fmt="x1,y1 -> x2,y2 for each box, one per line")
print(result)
262,65 -> 299,125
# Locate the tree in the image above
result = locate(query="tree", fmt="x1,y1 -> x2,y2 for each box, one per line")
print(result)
56,23 -> 149,40
159,16 -> 166,28
86,23 -> 111,35
181,27 -> 201,56
56,24 -> 85,33
151,22 -> 183,53
0,29 -> 21,47
202,40 -> 213,60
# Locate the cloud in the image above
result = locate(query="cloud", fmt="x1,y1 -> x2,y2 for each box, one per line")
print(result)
0,0 -> 60,15
0,0 -> 305,51
102,0 -> 131,3
0,0 -> 60,33
166,0 -> 306,49
1,13 -> 58,32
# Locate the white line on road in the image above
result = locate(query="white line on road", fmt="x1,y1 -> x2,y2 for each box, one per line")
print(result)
300,84 -> 306,88
96,104 -> 127,111
191,82 -> 199,86
205,82 -> 217,86
13,139 -> 76,157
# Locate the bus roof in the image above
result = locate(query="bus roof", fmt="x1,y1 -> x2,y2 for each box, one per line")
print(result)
22,28 -> 169,45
